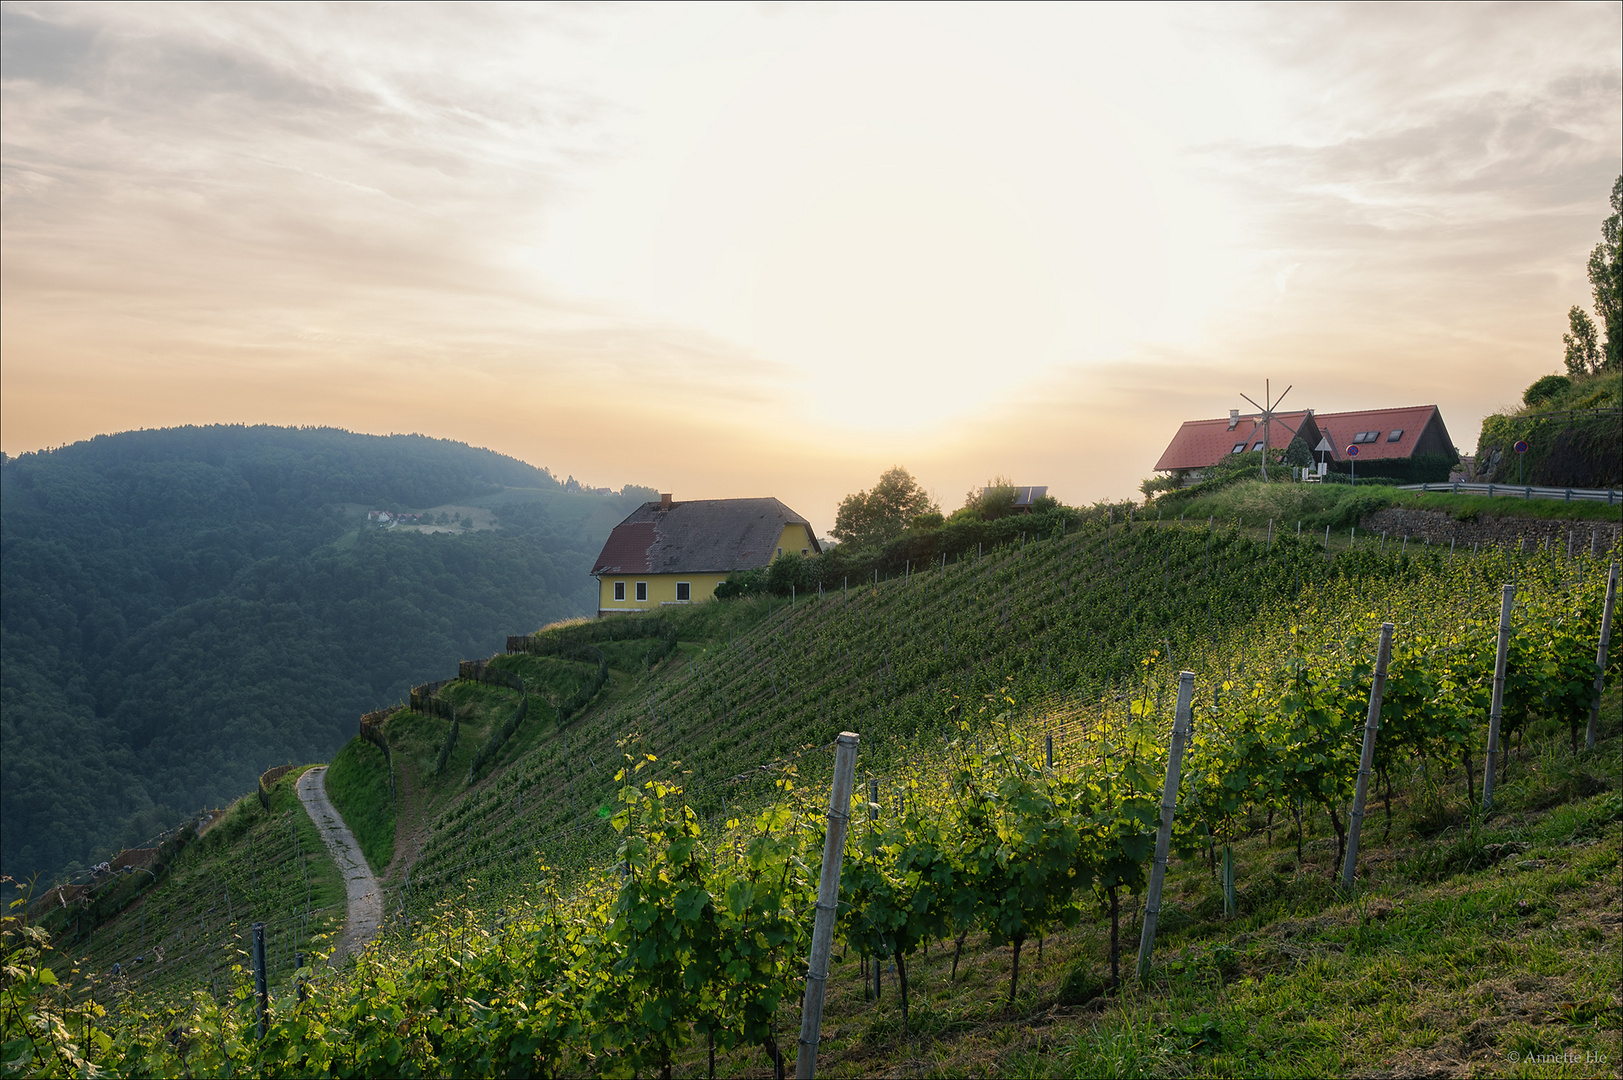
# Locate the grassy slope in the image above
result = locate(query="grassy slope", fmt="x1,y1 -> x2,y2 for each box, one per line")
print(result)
350,529 -> 1620,1078
42,766 -> 346,1005
382,524 -> 1376,903
324,739 -> 395,874
784,701 -> 1622,1079
1159,479 -> 1623,534
71,523 -> 1620,1076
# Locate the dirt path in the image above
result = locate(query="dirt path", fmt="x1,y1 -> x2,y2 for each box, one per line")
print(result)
389,759 -> 428,876
297,766 -> 382,962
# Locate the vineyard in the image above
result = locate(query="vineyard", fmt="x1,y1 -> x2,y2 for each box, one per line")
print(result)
5,521 -> 1619,1077
14,769 -> 347,1014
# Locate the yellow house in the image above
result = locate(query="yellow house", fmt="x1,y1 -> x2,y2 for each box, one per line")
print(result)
591,494 -> 821,616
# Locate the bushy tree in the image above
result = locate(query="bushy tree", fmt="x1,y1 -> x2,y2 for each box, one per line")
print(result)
1524,373 -> 1572,407
831,466 -> 938,547
1589,175 -> 1622,371
955,476 -> 1020,521
1562,308 -> 1601,377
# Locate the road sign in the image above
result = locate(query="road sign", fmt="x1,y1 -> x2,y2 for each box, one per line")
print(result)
1514,440 -> 1529,454
1346,444 -> 1359,457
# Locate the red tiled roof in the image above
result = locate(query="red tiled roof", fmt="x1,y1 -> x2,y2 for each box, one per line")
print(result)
1154,411 -> 1319,471
1313,406 -> 1444,461
591,521 -> 657,574
591,498 -> 819,576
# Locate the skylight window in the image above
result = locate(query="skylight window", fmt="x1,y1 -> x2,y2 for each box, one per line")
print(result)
1232,443 -> 1246,454
1388,430 -> 1404,442
1252,441 -> 1265,451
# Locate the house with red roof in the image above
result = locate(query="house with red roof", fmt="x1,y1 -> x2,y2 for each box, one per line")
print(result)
1153,404 -> 1457,483
1309,406 -> 1456,469
1154,410 -> 1323,477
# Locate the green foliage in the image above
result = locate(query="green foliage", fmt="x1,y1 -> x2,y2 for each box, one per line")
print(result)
1525,373 -> 1573,406
1,424 -> 647,894
1562,310 -> 1600,377
325,739 -> 396,875
1589,174 -> 1621,371
1474,394 -> 1623,488
2,529 -> 1618,1078
832,466 -> 939,547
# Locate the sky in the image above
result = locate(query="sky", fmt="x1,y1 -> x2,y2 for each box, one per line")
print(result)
2,1 -> 1619,529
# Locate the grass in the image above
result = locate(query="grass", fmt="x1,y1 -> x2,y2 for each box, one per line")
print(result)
669,700 -> 1622,1079
324,738 -> 396,874
1157,479 -> 1622,533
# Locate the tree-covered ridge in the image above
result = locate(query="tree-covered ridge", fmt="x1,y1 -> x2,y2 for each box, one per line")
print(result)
1,425 -> 646,894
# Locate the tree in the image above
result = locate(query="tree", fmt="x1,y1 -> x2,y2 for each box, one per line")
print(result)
956,475 -> 1020,522
1588,174 -> 1622,371
831,467 -> 938,547
1562,307 -> 1600,377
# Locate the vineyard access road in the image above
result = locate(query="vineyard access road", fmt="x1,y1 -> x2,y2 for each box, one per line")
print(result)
297,766 -> 382,962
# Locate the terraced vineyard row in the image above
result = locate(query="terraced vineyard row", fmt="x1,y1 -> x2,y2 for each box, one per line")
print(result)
35,769 -> 346,1008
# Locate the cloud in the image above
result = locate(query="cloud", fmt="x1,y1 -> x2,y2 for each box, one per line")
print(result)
1,1 -> 1619,523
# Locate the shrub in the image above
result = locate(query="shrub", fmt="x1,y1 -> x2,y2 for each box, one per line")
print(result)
1524,374 -> 1572,407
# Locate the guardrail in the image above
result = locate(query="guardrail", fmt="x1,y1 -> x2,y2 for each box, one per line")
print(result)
1398,482 -> 1622,505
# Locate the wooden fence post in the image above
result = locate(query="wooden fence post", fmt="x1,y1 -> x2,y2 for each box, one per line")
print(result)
795,732 -> 859,1080
1137,671 -> 1194,980
1587,562 -> 1618,751
1483,585 -> 1516,810
1342,623 -> 1393,892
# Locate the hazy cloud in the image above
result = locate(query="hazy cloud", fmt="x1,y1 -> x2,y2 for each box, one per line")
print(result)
2,2 -> 1618,523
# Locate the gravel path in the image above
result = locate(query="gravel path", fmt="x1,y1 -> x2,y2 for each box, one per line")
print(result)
297,766 -> 382,962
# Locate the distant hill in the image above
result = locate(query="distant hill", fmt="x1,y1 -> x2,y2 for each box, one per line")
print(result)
0,424 -> 649,891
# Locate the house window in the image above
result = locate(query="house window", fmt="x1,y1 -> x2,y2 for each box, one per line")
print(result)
613,581 -> 625,601
801,548 -> 809,556
636,582 -> 648,602
777,547 -> 783,557
676,581 -> 690,601
1232,443 -> 1246,454
1388,429 -> 1404,442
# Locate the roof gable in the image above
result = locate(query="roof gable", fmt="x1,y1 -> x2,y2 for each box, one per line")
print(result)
1154,411 -> 1320,471
591,498 -> 820,576
1313,406 -> 1446,461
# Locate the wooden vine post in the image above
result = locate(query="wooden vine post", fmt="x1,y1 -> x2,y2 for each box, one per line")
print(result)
1136,671 -> 1194,980
1482,584 -> 1516,810
1586,561 -> 1618,751
1341,622 -> 1393,892
795,732 -> 859,1080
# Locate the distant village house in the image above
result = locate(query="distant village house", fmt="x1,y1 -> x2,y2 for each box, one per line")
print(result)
591,494 -> 820,616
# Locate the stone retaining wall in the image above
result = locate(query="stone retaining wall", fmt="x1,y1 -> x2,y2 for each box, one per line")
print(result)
1360,508 -> 1622,553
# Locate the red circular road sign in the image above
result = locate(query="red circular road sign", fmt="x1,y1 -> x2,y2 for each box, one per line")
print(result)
1346,444 -> 1359,457
1513,440 -> 1529,453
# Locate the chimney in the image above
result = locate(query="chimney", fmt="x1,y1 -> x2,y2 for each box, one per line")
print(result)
660,493 -> 673,508
1228,409 -> 1240,430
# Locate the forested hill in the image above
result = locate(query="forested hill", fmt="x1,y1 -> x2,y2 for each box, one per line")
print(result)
0,425 -> 648,892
